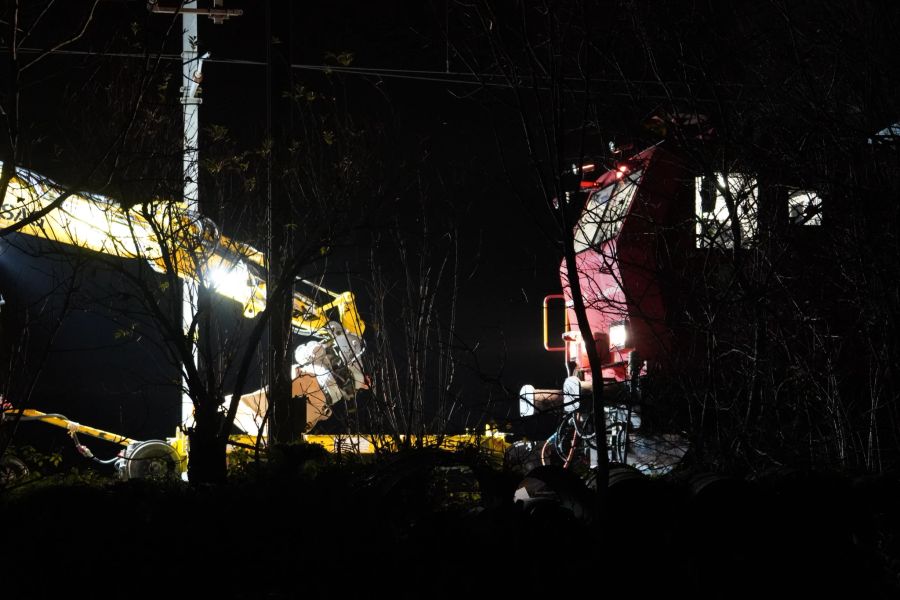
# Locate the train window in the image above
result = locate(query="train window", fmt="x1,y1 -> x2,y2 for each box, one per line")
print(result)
695,174 -> 759,249
574,185 -> 613,252
788,190 -> 822,226
869,122 -> 900,145
574,170 -> 643,253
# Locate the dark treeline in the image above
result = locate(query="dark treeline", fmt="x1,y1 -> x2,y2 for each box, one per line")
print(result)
1,452 -> 898,598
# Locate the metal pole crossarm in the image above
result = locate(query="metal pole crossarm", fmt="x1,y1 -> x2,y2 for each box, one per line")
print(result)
148,1 -> 243,24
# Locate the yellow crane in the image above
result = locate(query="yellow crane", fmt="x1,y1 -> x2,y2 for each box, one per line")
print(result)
0,165 -> 508,481
0,165 -> 364,335
0,164 -> 369,478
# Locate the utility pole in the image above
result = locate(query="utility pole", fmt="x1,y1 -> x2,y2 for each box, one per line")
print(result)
181,1 -> 202,428
148,1 -> 242,428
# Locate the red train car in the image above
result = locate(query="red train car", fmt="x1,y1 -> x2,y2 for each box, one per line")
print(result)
518,141 -> 824,472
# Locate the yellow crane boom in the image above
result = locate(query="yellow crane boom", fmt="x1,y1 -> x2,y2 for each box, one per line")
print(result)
0,165 -> 364,337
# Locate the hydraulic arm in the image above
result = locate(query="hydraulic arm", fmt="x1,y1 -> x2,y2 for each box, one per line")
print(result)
0,164 -> 364,338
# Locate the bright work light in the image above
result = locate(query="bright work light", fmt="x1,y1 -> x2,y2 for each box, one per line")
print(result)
609,322 -> 628,348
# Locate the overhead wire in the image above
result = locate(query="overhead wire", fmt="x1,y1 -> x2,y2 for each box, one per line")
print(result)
4,45 -> 747,99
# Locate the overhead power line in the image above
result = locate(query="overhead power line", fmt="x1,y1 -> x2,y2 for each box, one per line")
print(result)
4,45 -> 748,98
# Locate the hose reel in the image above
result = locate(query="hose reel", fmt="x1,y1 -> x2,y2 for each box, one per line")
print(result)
115,440 -> 181,481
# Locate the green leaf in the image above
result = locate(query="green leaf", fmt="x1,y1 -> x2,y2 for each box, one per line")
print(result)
207,124 -> 230,142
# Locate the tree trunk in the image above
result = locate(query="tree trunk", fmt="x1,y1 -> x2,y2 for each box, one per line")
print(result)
188,403 -> 228,484
266,0 -> 297,444
561,244 -> 609,499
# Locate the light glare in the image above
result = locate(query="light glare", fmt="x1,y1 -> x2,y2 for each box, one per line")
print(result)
609,323 -> 628,348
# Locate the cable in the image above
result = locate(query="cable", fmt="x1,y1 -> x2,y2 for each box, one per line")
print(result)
15,413 -> 71,421
5,46 -> 751,98
572,412 -> 596,439
553,415 -> 580,463
2,409 -> 124,465
540,432 -> 557,466
562,423 -> 579,469
69,431 -> 121,465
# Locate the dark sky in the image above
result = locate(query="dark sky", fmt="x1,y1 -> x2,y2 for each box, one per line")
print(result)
0,0 -> 566,443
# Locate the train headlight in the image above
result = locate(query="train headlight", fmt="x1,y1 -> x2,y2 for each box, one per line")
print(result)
609,322 -> 628,348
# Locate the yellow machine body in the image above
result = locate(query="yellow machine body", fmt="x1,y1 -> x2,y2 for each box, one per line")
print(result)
0,166 -> 504,476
